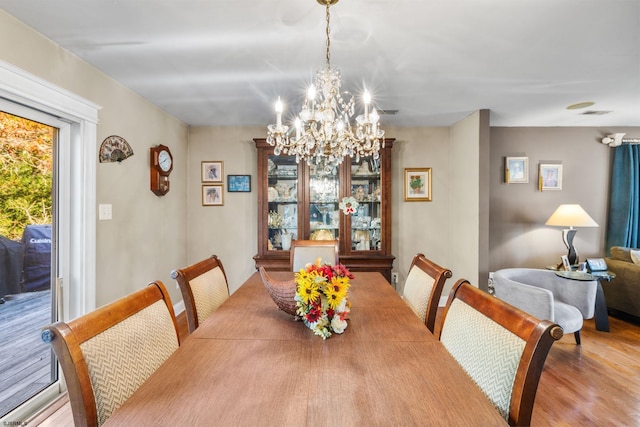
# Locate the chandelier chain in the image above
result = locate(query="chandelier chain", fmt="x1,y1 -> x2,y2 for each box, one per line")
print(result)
325,2 -> 331,68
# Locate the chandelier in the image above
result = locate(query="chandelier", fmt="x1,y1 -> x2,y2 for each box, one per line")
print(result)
267,0 -> 385,174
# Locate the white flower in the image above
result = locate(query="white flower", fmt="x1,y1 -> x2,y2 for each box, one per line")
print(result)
331,315 -> 348,334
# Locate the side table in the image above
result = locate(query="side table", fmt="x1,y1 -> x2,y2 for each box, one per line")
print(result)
554,270 -> 616,332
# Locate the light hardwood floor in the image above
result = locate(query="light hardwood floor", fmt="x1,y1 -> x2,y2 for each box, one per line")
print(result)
30,310 -> 640,426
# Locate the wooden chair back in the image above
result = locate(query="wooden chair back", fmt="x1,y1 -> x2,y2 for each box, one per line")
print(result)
438,279 -> 563,426
290,239 -> 339,271
402,253 -> 452,332
41,281 -> 180,427
171,254 -> 229,333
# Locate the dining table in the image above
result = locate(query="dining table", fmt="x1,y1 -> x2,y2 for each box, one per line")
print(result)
104,271 -> 507,426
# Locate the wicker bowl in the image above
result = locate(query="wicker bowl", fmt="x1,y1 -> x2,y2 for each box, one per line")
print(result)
259,267 -> 298,317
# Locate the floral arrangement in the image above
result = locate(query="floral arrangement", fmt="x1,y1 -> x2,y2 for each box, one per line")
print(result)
294,259 -> 354,339
339,196 -> 359,215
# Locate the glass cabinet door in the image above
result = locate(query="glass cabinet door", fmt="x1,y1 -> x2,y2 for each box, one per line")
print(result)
267,155 -> 299,251
349,157 -> 382,251
308,165 -> 340,241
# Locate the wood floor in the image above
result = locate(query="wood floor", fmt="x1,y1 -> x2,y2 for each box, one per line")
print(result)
24,307 -> 640,426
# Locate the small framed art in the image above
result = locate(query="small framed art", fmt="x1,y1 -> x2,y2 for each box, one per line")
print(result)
228,175 -> 251,192
539,163 -> 562,191
505,157 -> 528,183
404,168 -> 432,201
202,161 -> 223,183
202,184 -> 224,206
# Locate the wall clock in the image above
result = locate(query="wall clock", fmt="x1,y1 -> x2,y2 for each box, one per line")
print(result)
150,144 -> 173,196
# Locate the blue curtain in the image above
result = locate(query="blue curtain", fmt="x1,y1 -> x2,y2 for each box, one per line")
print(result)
606,144 -> 640,252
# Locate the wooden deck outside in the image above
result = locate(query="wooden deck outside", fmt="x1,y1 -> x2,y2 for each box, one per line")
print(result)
0,290 -> 53,418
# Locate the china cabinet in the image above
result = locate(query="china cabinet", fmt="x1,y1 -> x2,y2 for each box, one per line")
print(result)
253,138 -> 395,281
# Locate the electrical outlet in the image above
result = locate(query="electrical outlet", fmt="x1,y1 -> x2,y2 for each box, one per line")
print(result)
98,204 -> 112,220
391,272 -> 398,284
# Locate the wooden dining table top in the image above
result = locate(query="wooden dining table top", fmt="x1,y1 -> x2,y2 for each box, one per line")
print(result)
104,271 -> 507,426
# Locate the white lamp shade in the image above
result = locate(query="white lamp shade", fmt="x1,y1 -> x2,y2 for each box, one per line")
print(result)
545,204 -> 598,228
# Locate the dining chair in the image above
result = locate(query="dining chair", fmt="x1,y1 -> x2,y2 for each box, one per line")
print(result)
41,281 -> 180,427
171,254 -> 229,334
492,268 -> 596,345
290,239 -> 339,271
401,253 -> 452,333
438,279 -> 563,426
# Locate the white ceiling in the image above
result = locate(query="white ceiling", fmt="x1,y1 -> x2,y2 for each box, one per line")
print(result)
1,0 -> 639,128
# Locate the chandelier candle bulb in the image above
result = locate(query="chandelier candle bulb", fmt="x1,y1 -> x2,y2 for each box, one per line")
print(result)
363,90 -> 371,120
275,97 -> 283,127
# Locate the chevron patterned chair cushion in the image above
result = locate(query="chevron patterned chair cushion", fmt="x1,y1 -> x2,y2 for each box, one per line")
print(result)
439,279 -> 562,426
401,253 -> 452,333
80,300 -> 179,425
402,266 -> 432,323
190,266 -> 229,325
172,255 -> 230,334
441,298 -> 525,420
41,281 -> 180,427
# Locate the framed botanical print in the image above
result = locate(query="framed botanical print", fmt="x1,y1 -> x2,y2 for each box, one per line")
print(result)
202,161 -> 223,183
404,168 -> 432,201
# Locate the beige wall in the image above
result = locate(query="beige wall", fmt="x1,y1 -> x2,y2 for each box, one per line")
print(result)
0,10 -> 189,307
186,127 -> 261,293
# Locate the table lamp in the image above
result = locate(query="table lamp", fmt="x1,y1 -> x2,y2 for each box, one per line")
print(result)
545,204 -> 598,266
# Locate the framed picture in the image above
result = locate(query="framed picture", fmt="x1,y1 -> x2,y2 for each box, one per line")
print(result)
539,163 -> 562,191
228,174 -> 251,192
505,157 -> 528,183
404,168 -> 432,201
561,255 -> 571,271
202,184 -> 224,206
202,161 -> 223,183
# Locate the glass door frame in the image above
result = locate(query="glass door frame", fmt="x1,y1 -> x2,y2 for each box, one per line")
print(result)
0,60 -> 98,422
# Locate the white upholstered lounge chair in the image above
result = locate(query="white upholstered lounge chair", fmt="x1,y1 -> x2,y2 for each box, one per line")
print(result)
492,268 -> 597,344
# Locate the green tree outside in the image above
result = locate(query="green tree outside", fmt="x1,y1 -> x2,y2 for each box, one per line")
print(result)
0,111 -> 53,240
